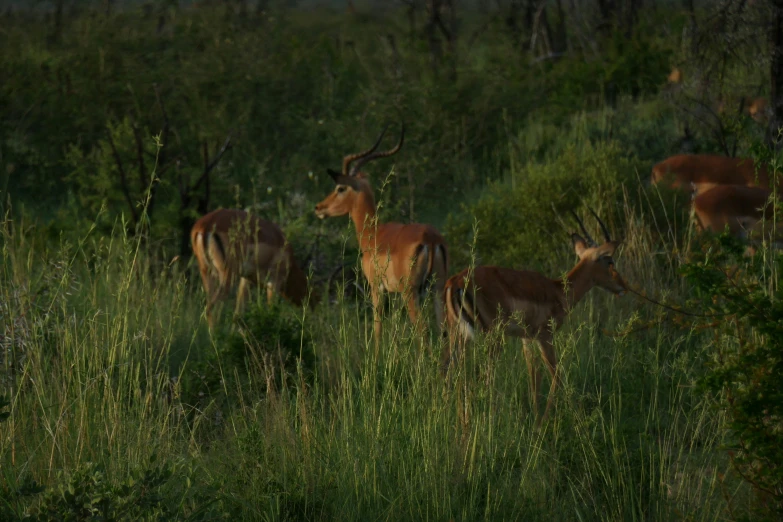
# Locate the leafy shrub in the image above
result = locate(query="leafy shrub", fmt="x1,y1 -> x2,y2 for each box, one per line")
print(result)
681,235 -> 783,519
24,459 -> 175,521
180,302 -> 316,408
444,141 -> 644,272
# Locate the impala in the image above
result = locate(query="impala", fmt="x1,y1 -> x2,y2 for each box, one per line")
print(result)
667,67 -> 683,85
746,97 -> 769,123
692,184 -> 782,252
442,209 -> 626,425
191,208 -> 314,328
314,123 -> 448,344
651,154 -> 775,194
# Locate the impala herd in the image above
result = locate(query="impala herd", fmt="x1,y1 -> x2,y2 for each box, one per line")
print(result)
190,105 -> 781,424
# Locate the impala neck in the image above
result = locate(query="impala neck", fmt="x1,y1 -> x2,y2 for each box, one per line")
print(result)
559,258 -> 597,312
349,189 -> 379,251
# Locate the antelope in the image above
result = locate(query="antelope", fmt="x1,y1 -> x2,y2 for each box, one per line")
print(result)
442,209 -> 627,425
651,154 -> 775,195
717,96 -> 769,123
746,97 -> 770,124
314,123 -> 448,344
191,208 -> 315,328
667,67 -> 683,85
692,184 -> 782,252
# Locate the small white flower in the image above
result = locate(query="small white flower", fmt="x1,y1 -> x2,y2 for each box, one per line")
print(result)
267,186 -> 273,194
317,119 -> 324,125
308,171 -> 314,179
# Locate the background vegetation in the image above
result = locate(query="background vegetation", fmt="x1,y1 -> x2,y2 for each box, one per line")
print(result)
1,0 -> 782,519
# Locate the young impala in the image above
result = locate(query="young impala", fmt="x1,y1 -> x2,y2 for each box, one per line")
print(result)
443,209 -> 627,425
191,208 -> 314,328
314,123 -> 448,344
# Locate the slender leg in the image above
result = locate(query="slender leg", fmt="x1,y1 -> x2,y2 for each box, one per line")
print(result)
234,277 -> 252,319
266,281 -> 275,305
537,330 -> 560,425
433,282 -> 446,339
371,285 -> 383,348
405,288 -> 427,342
522,339 -> 540,419
208,270 -> 234,325
440,335 -> 454,376
197,263 -> 219,329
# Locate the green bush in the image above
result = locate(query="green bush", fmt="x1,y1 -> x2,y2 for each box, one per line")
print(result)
25,460 -> 174,521
444,141 -> 643,272
180,302 -> 316,409
682,235 -> 783,519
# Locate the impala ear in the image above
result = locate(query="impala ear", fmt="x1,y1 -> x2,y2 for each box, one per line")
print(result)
571,233 -> 590,258
593,241 -> 620,260
326,168 -> 341,183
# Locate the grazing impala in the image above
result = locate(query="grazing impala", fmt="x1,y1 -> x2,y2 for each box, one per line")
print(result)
191,208 -> 314,328
314,123 -> 448,344
443,209 -> 626,425
692,185 -> 782,252
651,154 -> 775,194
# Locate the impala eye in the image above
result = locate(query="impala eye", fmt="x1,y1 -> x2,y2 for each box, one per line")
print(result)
337,186 -> 347,194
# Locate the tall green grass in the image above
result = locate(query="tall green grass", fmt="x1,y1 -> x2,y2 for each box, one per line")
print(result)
0,167 -> 757,521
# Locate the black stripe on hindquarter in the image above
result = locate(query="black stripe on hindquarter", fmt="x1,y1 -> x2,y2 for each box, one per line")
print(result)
453,287 -> 475,332
462,284 -> 488,331
414,244 -> 430,299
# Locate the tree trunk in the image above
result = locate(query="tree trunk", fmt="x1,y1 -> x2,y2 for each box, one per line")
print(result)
684,0 -> 698,54
596,0 -> 616,37
624,0 -> 640,39
769,0 -> 783,148
554,0 -> 568,53
53,0 -> 64,43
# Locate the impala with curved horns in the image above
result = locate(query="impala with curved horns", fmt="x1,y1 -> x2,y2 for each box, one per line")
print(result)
314,123 -> 448,344
443,208 -> 627,425
692,184 -> 783,253
651,154 -> 777,195
191,208 -> 317,328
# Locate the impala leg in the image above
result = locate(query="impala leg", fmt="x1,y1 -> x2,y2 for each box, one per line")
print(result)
371,285 -> 382,348
522,339 -> 540,419
537,331 -> 560,425
207,270 -> 233,328
234,277 -> 252,320
405,289 -> 427,343
440,335 -> 453,376
266,281 -> 275,305
441,313 -> 459,376
197,263 -> 218,329
433,281 -> 446,340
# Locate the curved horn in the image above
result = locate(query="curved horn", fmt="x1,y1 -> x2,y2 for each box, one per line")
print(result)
569,210 -> 596,246
347,122 -> 405,177
587,206 -> 612,242
341,124 -> 390,176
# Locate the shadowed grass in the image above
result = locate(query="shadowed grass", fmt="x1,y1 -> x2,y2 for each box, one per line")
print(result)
0,189 -> 755,519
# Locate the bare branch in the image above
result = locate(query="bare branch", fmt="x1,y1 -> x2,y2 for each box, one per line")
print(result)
131,121 -> 148,192
106,130 -> 139,226
193,134 -> 233,192
154,84 -> 170,170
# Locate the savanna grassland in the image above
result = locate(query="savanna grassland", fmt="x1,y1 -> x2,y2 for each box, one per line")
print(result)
1,1 -> 782,520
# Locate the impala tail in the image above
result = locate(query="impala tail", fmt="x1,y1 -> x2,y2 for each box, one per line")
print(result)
415,243 -> 448,302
